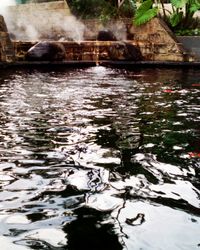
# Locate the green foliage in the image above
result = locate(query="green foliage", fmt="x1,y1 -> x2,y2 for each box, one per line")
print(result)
67,0 -> 136,20
135,0 -> 153,17
189,2 -> 200,13
175,28 -> 200,36
170,0 -> 187,8
134,7 -> 158,26
67,0 -> 105,18
169,12 -> 183,27
120,0 -> 137,18
168,0 -> 200,31
133,0 -> 158,26
133,0 -> 200,35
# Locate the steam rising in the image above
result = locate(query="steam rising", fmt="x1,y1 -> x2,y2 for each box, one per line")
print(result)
1,1 -> 85,41
0,1 -> 127,41
0,0 -> 16,15
103,20 -> 127,41
0,0 -> 15,9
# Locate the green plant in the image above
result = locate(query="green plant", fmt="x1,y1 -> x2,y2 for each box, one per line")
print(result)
133,0 -> 158,26
134,0 -> 200,32
168,0 -> 200,29
175,28 -> 200,36
67,0 -> 136,20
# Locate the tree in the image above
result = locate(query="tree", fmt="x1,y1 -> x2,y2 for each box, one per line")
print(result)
67,0 -> 136,19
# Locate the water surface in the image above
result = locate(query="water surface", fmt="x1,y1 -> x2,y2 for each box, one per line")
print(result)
0,66 -> 199,249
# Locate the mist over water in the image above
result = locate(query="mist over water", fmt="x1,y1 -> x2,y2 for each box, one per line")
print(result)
0,0 -> 15,15
1,1 -> 86,41
0,1 -> 127,41
0,0 -> 15,8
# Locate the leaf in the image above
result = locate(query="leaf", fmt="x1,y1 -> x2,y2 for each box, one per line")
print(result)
133,0 -> 158,26
170,0 -> 188,8
189,3 -> 200,13
134,7 -> 158,26
169,12 -> 183,27
135,0 -> 153,18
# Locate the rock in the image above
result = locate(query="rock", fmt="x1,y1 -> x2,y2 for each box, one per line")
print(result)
0,15 -> 7,32
97,30 -> 117,41
0,15 -> 15,62
9,33 -> 16,40
124,42 -> 143,60
108,42 -> 143,61
26,41 -> 66,61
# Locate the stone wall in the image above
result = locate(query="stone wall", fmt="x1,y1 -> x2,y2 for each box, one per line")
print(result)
3,0 -> 195,62
13,39 -> 194,63
83,18 -> 194,62
0,15 -> 15,62
2,6 -> 196,63
127,18 -> 193,61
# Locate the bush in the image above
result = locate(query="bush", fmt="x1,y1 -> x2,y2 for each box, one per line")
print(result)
67,0 -> 135,20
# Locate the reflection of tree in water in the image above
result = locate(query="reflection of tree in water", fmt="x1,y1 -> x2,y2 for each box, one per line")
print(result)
1,68 -> 199,249
95,67 -> 200,170
63,206 -> 122,250
92,68 -> 200,247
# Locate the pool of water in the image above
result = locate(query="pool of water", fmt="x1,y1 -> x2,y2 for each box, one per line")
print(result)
0,66 -> 199,250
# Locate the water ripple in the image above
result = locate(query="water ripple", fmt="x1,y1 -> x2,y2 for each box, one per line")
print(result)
0,67 -> 199,249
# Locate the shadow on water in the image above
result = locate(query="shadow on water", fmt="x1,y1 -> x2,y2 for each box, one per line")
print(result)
63,206 -> 122,250
0,66 -> 200,249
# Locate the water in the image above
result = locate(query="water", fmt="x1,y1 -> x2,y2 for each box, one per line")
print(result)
0,66 -> 199,250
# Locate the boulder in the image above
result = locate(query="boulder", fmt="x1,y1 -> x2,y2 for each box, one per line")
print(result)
97,30 -> 117,41
26,41 -> 66,61
108,42 -> 143,61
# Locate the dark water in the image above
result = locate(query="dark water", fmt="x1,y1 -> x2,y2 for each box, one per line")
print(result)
0,66 -> 199,250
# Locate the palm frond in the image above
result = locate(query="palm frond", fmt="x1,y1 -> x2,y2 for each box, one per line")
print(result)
190,3 -> 200,13
135,0 -> 153,17
169,12 -> 183,27
134,7 -> 158,26
170,0 -> 188,8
